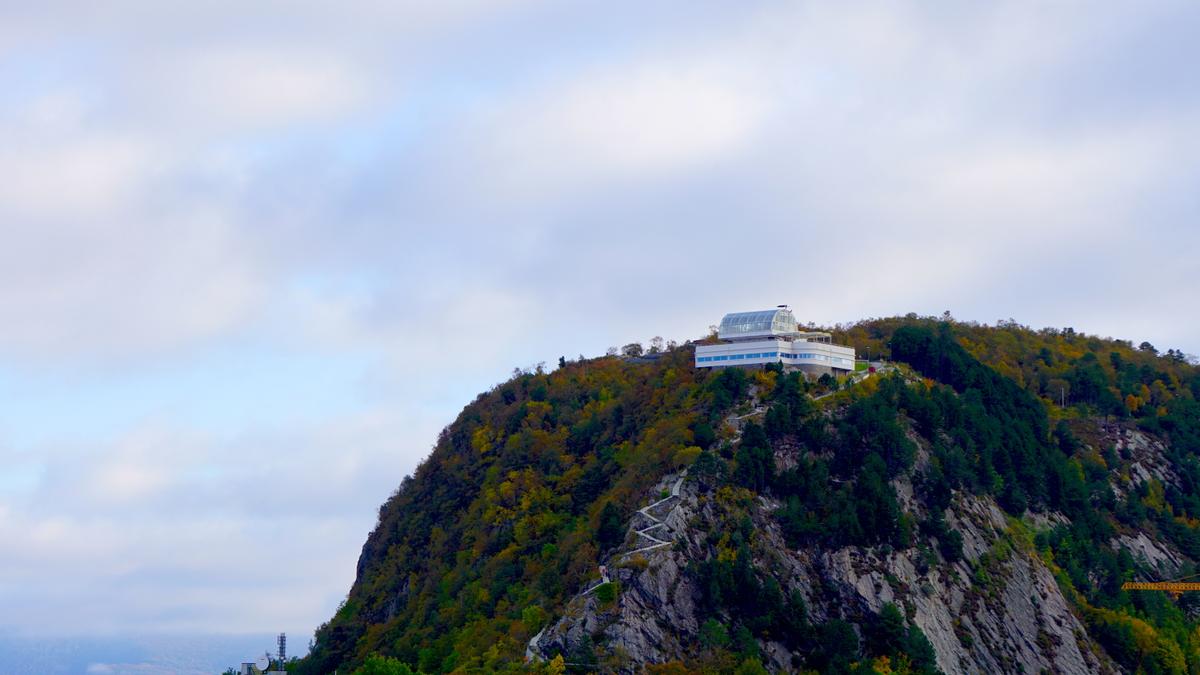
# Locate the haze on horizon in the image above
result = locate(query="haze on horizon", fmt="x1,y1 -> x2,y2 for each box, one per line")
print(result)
1,0 -> 1197,665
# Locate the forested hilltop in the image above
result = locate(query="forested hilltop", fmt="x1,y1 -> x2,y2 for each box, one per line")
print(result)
294,316 -> 1200,675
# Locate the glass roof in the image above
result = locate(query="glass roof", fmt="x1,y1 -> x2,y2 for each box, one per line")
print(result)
718,308 -> 798,339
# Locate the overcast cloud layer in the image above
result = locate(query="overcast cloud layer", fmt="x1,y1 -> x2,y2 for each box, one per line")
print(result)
2,0 -> 1199,657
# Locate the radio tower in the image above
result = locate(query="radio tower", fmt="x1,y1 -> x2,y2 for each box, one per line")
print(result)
277,633 -> 286,670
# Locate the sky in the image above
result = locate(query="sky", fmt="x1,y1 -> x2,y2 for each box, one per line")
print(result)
2,0 -> 1199,666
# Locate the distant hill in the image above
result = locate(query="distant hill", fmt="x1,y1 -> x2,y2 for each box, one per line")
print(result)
293,316 -> 1200,674
0,632 -> 279,675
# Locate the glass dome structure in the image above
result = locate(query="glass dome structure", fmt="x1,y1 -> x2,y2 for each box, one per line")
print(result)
718,308 -> 799,341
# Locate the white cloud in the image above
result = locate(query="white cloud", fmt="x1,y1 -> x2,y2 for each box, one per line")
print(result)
0,79 -> 267,361
0,211 -> 264,360
0,135 -> 154,217
915,131 -> 1165,229
0,410 -> 435,636
471,58 -> 768,199
0,93 -> 159,219
144,46 -> 373,133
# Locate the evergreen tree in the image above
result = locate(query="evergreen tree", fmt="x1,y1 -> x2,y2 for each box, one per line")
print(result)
596,501 -> 625,550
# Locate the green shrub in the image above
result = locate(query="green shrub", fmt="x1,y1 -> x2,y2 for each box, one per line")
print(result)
352,654 -> 417,675
594,581 -> 618,604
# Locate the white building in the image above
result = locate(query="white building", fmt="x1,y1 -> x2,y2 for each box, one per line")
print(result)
694,307 -> 856,376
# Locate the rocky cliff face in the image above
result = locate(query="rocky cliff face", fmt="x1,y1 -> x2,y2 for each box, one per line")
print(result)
294,321 -> 1200,675
531,421 -> 1184,674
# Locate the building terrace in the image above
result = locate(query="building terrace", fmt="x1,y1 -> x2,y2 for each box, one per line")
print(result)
694,307 -> 855,377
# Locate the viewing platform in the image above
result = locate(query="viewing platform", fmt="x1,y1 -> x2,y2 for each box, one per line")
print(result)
694,307 -> 855,376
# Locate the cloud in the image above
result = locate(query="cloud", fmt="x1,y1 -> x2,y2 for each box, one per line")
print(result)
0,408 -> 440,636
475,60 -> 768,198
140,46 -> 373,134
0,208 -> 264,361
0,132 -> 156,220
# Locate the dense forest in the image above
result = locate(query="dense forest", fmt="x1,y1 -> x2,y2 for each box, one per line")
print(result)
294,315 -> 1200,675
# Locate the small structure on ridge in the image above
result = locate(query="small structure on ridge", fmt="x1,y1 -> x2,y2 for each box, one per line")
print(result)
694,306 -> 855,376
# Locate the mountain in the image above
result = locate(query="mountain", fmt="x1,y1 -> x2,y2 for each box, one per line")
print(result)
0,632 -> 280,675
293,316 -> 1200,674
